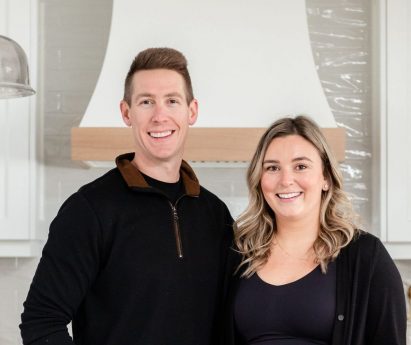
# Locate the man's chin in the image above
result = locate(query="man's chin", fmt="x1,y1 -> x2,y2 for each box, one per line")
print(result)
151,151 -> 183,163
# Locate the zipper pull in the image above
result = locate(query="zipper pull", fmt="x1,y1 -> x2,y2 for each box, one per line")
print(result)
170,204 -> 184,259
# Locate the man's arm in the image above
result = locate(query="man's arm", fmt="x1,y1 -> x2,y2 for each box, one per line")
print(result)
215,204 -> 243,345
20,192 -> 103,345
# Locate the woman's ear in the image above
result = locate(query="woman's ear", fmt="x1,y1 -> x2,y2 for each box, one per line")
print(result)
322,176 -> 330,191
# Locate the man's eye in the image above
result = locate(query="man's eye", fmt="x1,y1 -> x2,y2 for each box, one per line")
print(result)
296,164 -> 307,170
140,99 -> 153,105
169,98 -> 179,104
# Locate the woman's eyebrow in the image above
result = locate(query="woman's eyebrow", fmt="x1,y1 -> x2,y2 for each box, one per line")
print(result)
292,156 -> 313,162
263,157 -> 313,164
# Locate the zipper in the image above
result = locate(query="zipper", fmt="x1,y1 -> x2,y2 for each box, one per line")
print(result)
133,185 -> 198,260
169,201 -> 184,259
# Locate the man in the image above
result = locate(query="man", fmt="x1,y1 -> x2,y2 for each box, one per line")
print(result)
20,48 -> 234,345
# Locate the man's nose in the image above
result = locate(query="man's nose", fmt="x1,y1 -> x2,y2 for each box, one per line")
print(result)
152,103 -> 167,122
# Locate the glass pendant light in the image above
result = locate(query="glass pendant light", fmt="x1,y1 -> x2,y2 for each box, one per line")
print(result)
0,35 -> 35,99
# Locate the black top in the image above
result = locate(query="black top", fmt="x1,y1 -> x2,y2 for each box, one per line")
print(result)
234,262 -> 336,345
223,232 -> 406,345
141,172 -> 185,203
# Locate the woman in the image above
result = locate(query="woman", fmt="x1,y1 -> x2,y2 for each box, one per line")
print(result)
228,116 -> 406,345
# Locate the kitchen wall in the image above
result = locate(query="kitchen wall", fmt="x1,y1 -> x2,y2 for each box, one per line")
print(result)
0,1 -> 410,344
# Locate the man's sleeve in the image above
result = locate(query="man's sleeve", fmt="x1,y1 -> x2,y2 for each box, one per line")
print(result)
20,192 -> 103,345
217,204 -> 243,345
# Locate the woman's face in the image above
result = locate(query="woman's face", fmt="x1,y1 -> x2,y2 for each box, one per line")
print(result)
260,134 -> 327,225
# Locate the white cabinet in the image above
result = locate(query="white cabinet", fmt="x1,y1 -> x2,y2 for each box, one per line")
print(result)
386,0 -> 411,243
0,0 -> 42,256
377,0 -> 411,258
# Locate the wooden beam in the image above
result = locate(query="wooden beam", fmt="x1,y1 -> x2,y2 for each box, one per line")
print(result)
71,127 -> 346,162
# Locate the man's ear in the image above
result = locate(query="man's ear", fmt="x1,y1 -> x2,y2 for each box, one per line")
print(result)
188,99 -> 199,126
120,100 -> 132,127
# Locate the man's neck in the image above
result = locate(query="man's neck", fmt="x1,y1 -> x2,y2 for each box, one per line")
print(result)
131,156 -> 181,183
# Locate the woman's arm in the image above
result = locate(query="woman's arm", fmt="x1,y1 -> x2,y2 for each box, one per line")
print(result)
365,240 -> 407,345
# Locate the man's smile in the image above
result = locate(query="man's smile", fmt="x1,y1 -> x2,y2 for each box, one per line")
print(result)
148,130 -> 175,138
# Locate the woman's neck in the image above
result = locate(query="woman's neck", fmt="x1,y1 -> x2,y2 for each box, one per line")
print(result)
275,218 -> 320,252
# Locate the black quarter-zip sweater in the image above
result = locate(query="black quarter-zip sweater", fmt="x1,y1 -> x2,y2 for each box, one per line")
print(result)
20,153 -> 235,345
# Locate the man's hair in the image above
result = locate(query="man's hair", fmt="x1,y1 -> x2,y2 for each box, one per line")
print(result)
123,47 -> 194,105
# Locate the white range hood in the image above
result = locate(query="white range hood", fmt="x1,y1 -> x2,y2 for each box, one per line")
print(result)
72,0 -> 344,164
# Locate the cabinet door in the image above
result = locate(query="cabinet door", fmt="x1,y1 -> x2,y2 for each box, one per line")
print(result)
0,100 -> 33,239
386,0 -> 411,242
0,0 -> 36,240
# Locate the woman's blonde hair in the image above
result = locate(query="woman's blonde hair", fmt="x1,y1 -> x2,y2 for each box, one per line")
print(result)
234,115 -> 359,277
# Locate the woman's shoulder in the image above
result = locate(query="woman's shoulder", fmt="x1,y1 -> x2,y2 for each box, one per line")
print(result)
342,230 -> 386,259
351,230 -> 381,246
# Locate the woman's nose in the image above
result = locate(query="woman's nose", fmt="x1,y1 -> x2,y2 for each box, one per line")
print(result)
279,169 -> 294,186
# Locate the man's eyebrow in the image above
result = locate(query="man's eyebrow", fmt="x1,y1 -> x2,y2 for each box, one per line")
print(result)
134,92 -> 184,99
164,92 -> 184,98
134,93 -> 154,99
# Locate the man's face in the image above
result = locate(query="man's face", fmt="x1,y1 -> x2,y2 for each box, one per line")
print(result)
120,69 -> 198,166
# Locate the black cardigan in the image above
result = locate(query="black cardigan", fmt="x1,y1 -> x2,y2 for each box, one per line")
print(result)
224,232 -> 407,345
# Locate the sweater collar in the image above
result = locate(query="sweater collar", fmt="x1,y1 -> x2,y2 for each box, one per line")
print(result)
115,152 -> 200,197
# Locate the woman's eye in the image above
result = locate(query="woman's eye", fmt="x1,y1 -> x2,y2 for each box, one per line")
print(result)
265,165 -> 279,171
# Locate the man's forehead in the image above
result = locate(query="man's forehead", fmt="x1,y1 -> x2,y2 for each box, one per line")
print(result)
130,69 -> 188,100
132,68 -> 183,80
